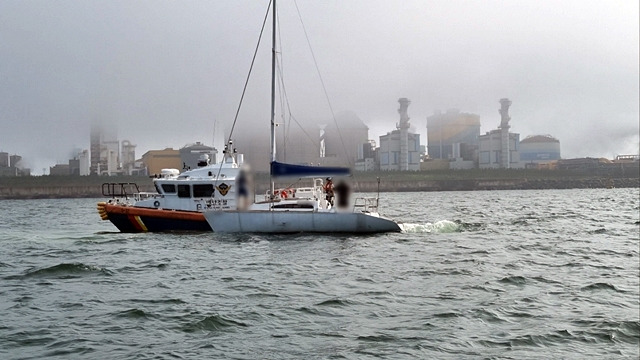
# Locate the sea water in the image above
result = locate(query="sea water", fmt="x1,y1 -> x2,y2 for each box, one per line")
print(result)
0,188 -> 638,359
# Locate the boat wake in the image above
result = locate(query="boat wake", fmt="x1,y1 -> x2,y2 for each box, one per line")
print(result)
400,220 -> 460,233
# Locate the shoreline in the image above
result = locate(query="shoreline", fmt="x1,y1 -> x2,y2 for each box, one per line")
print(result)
1,176 -> 637,200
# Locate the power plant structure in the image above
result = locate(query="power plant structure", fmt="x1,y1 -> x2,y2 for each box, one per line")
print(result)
499,98 -> 512,169
426,109 -> 480,161
90,122 -> 120,175
121,140 -> 137,175
478,98 -> 523,169
77,150 -> 91,176
398,98 -> 411,171
322,111 -> 369,167
520,135 -> 561,165
231,111 -> 367,172
379,98 -> 421,171
89,124 -> 101,175
0,152 -> 30,176
179,142 -> 218,170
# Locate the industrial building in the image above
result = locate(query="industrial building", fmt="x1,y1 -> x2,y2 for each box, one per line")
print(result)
426,109 -> 480,160
478,130 -> 522,168
232,111 -> 367,172
355,140 -> 377,171
232,125 -> 323,172
48,150 -> 92,176
77,150 -> 90,175
379,98 -> 421,171
180,142 -> 218,170
478,98 -> 523,169
0,152 -> 30,176
0,152 -> 8,167
89,124 -> 101,174
88,123 -> 144,176
69,150 -> 91,176
279,126 -> 322,167
323,111 -> 370,167
121,140 -> 137,175
141,148 -> 181,175
49,164 -> 70,176
520,135 -> 561,167
90,122 -> 120,175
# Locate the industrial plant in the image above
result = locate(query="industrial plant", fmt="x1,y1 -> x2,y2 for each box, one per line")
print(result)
477,98 -> 523,169
379,98 -> 421,171
1,97 -> 637,178
0,152 -> 29,176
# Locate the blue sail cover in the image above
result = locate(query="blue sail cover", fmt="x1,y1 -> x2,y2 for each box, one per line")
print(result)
271,161 -> 351,178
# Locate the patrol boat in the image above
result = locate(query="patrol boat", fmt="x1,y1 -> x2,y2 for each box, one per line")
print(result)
97,142 -> 250,232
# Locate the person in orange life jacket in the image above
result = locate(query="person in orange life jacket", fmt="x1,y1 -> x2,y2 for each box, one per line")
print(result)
324,177 -> 334,206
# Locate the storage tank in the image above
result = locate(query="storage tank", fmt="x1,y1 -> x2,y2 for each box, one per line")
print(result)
520,135 -> 561,163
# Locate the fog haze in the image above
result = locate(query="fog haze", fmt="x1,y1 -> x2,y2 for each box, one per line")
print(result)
1,0 -> 638,173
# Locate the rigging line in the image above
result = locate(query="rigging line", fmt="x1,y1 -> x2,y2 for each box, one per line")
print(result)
225,0 -> 271,145
215,0 -> 271,182
276,59 -> 320,150
293,0 -> 359,185
275,10 -> 288,161
273,14 -> 320,155
290,113 -> 319,148
280,79 -> 289,160
278,79 -> 290,160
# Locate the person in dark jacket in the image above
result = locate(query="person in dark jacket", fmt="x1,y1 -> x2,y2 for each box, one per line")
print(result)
334,180 -> 351,209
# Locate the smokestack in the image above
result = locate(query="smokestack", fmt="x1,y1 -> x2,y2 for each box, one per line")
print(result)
499,98 -> 512,168
397,98 -> 411,171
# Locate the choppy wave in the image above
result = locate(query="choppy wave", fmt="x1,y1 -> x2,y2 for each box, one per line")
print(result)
182,314 -> 248,333
498,275 -> 528,285
315,298 -> 357,307
6,263 -> 113,280
0,191 -> 638,359
581,282 -> 625,292
115,308 -> 152,319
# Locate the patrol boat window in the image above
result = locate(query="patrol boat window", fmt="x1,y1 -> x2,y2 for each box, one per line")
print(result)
193,184 -> 215,197
177,184 -> 191,198
161,184 -> 176,193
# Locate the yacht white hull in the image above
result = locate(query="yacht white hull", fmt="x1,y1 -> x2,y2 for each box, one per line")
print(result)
204,210 -> 401,233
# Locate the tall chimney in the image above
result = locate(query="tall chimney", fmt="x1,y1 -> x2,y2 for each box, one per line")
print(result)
498,98 -> 512,168
397,98 -> 411,171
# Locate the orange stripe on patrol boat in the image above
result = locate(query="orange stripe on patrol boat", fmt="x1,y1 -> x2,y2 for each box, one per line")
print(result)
103,203 -> 206,222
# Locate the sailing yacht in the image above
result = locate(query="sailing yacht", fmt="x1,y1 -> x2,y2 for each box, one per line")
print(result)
203,0 -> 401,233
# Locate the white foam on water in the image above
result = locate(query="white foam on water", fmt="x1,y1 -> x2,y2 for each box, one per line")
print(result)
400,220 -> 460,233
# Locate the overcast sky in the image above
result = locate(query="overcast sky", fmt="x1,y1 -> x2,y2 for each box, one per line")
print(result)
1,0 -> 638,174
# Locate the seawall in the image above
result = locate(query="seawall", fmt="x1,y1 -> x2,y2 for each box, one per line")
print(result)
0,185 -> 157,200
1,177 -> 637,200
350,177 -> 639,192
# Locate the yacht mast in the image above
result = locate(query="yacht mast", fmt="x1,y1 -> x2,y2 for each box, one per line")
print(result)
269,0 -> 277,198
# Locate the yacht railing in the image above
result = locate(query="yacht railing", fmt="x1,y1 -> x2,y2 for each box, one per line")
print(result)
265,185 -> 323,201
352,197 -> 379,213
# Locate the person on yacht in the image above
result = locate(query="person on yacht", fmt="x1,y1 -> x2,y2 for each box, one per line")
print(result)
323,177 -> 334,206
334,180 -> 351,209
